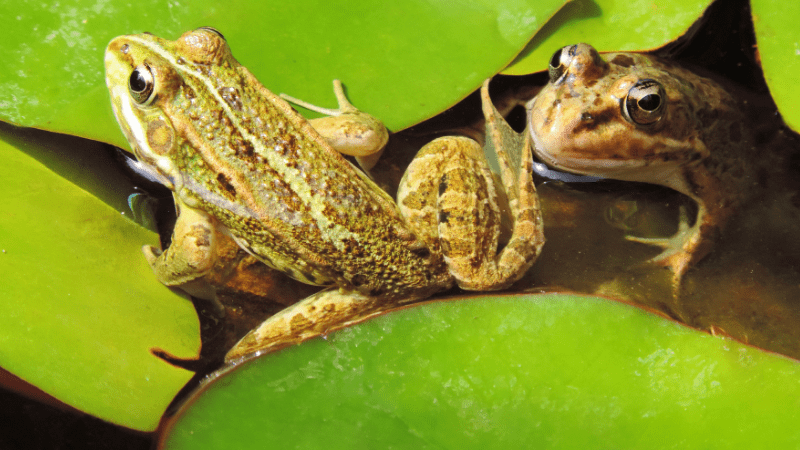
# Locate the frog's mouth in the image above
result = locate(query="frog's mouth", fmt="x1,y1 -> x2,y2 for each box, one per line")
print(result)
528,129 -> 603,183
529,127 -> 690,197
531,158 -> 603,183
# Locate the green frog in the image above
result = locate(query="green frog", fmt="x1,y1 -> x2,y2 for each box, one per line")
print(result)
528,43 -> 771,284
104,28 -> 544,360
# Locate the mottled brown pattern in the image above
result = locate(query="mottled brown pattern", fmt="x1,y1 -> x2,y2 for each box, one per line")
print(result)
528,43 -> 785,284
572,107 -> 617,133
610,54 -> 635,68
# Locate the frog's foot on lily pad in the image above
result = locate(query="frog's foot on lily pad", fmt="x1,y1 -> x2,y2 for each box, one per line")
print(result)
625,205 -> 706,291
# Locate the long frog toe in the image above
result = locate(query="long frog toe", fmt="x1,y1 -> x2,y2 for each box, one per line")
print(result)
625,205 -> 703,288
142,245 -> 162,266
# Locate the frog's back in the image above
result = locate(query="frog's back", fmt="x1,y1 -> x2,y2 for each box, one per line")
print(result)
173,60 -> 445,297
107,28 -> 449,298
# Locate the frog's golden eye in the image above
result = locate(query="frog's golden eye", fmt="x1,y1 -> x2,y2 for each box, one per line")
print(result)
623,79 -> 665,126
196,26 -> 226,41
548,45 -> 576,83
129,64 -> 155,105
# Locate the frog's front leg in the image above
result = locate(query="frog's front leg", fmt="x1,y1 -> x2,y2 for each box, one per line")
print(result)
281,80 -> 389,170
627,178 -> 724,290
399,79 -> 545,290
142,197 -> 225,300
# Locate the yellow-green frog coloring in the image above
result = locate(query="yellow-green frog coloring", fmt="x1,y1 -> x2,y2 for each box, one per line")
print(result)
104,28 -> 544,359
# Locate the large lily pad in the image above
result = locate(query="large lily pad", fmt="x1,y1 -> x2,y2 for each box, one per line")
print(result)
503,0 -> 713,75
160,293 -> 800,448
0,126 -> 200,432
0,0 -> 564,150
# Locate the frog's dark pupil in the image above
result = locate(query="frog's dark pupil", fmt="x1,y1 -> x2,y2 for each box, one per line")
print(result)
549,48 -> 563,69
129,70 -> 148,93
548,48 -> 567,82
638,94 -> 661,111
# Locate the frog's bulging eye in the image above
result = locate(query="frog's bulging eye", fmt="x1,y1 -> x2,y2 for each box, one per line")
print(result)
548,45 -> 576,83
129,64 -> 155,104
196,26 -> 226,41
624,79 -> 665,126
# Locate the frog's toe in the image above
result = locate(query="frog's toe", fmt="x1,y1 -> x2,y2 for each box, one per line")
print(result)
625,205 -> 698,283
142,245 -> 162,266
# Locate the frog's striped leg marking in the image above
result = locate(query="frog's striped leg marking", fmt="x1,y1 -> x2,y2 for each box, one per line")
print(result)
398,79 -> 545,291
226,288 -> 384,360
479,79 -> 545,287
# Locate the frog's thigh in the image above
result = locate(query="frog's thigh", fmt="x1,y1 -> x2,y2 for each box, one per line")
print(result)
143,200 -> 219,287
399,136 -> 505,288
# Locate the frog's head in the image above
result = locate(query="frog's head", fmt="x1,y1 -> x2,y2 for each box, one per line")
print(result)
527,43 -> 714,193
104,27 -> 235,190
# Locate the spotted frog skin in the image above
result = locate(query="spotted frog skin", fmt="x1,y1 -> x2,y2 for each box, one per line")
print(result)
528,43 -> 764,282
104,28 -> 544,359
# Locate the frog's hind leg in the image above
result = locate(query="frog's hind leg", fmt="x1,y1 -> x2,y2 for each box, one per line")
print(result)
399,79 -> 544,291
225,288 -> 383,361
459,79 -> 545,290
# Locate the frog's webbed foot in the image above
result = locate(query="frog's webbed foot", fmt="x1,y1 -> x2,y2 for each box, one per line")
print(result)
626,204 -> 708,291
281,80 -> 389,170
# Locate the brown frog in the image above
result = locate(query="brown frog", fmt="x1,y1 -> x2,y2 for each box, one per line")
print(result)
528,43 -> 778,285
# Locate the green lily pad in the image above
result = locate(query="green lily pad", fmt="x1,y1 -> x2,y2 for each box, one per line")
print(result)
0,126 -> 200,432
160,293 -> 800,448
0,0 -> 564,150
503,0 -> 713,75
751,0 -> 800,132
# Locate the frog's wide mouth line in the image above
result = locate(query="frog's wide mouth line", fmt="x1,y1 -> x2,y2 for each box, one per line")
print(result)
528,127 -> 616,179
530,158 -> 603,183
528,127 -> 686,188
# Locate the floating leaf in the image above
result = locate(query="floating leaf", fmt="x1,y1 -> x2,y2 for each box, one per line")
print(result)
160,294 -> 800,448
751,0 -> 800,132
0,0 -> 564,150
503,0 -> 713,75
0,126 -> 200,432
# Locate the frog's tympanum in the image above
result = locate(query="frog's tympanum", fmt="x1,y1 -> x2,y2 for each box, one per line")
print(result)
105,28 -> 544,360
529,43 -> 765,284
